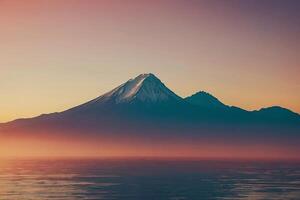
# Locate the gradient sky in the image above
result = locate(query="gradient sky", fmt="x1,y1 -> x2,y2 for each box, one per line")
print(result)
0,0 -> 299,122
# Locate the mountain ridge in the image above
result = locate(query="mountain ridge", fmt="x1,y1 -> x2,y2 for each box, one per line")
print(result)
1,73 -> 300,126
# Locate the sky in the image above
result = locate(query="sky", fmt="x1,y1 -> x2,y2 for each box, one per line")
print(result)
0,0 -> 299,123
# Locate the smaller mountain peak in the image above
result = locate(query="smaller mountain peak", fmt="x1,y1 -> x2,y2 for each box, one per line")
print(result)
259,106 -> 284,111
185,91 -> 226,109
258,106 -> 299,115
255,106 -> 300,121
194,91 -> 215,97
187,91 -> 219,101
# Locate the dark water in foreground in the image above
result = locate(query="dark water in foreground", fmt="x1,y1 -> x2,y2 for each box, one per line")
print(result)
0,159 -> 300,200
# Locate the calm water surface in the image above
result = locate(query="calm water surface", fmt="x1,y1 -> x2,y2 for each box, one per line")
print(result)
0,159 -> 299,200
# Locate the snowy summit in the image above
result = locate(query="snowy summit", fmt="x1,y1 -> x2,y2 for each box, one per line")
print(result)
94,73 -> 182,104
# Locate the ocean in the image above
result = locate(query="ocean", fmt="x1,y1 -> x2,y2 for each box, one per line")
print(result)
0,158 -> 299,200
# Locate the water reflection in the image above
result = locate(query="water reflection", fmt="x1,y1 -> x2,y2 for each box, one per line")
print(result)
0,159 -> 299,200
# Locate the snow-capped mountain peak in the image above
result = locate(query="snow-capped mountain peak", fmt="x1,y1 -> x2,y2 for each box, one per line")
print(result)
94,73 -> 182,104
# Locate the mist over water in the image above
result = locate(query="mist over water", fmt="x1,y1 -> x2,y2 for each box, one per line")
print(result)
0,159 -> 299,200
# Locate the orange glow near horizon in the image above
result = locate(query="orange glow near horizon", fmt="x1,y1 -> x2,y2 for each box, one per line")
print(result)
1,130 -> 299,160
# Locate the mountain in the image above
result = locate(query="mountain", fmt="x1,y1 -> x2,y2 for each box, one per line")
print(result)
1,73 -> 300,159
2,73 -> 300,129
255,106 -> 300,118
65,73 -> 184,114
94,73 -> 182,104
1,73 -> 187,133
185,91 -> 227,109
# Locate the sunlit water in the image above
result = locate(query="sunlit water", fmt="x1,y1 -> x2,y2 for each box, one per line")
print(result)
0,159 -> 299,200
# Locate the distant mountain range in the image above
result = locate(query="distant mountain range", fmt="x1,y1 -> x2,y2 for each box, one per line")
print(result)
1,73 -> 300,158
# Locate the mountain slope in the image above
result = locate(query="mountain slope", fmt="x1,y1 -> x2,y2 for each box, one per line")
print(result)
84,73 -> 181,105
1,74 -> 188,133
